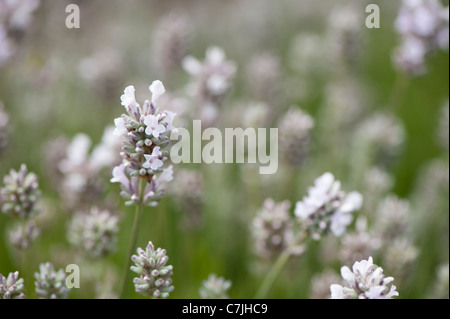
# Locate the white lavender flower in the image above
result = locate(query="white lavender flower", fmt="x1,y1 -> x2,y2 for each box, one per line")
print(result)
170,168 -> 204,229
353,113 -> 405,170
0,0 -> 40,31
330,257 -> 399,299
58,134 -> 103,210
78,48 -> 123,99
68,207 -> 119,259
183,46 -> 236,125
8,220 -> 39,250
130,241 -> 174,299
199,274 -> 231,299
0,0 -> 40,66
382,238 -> 418,280
152,12 -> 193,75
326,3 -> 363,69
34,262 -> 71,299
111,81 -> 176,207
394,0 -> 449,75
0,164 -> 40,219
251,199 -> 298,259
278,107 -> 314,167
246,52 -> 281,103
0,100 -> 9,151
0,271 -> 25,299
295,172 -> 363,240
373,195 -> 411,241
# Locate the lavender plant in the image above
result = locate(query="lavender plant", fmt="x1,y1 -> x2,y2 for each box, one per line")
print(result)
0,271 -> 25,299
1,164 -> 40,220
309,270 -> 342,299
34,262 -> 71,299
251,199 -> 297,260
330,257 -> 398,299
78,48 -> 123,100
246,52 -> 281,103
199,274 -> 232,299
183,47 -> 236,126
111,80 -> 176,298
278,107 -> 314,167
255,172 -> 363,298
394,0 -> 449,75
152,12 -> 193,76
8,220 -> 40,250
130,241 -> 174,299
0,0 -> 40,67
67,207 -> 119,259
295,172 -> 363,240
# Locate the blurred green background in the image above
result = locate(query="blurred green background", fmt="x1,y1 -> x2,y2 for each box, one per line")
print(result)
0,0 -> 448,299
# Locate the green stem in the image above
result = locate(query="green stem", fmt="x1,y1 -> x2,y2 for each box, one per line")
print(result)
119,178 -> 146,299
254,234 -> 308,299
254,250 -> 291,299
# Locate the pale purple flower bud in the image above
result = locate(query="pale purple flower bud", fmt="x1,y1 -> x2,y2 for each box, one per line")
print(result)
0,164 -> 41,219
131,241 -> 174,299
394,0 -> 449,75
9,220 -> 40,250
251,199 -> 297,259
68,207 -> 119,259
278,107 -> 314,167
152,12 -> 193,75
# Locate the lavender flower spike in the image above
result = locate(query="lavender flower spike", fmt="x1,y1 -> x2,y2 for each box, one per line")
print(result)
0,271 -> 25,299
295,172 -> 363,240
330,257 -> 399,299
111,80 -> 176,206
131,241 -> 174,299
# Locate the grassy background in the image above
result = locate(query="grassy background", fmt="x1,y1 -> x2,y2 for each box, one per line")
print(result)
0,0 -> 448,299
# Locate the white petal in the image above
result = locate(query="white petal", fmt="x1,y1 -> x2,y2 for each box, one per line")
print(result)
315,172 -> 335,191
330,284 -> 345,299
67,134 -> 91,166
121,85 -> 136,107
340,266 -> 356,287
340,192 -> 363,213
182,56 -> 202,75
207,46 -> 225,65
149,80 -> 166,105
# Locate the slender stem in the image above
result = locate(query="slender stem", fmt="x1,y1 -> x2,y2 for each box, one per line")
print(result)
119,178 -> 146,299
254,250 -> 291,299
21,249 -> 30,297
254,234 -> 308,299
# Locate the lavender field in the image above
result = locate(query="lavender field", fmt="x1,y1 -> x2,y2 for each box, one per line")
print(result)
0,0 -> 448,299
